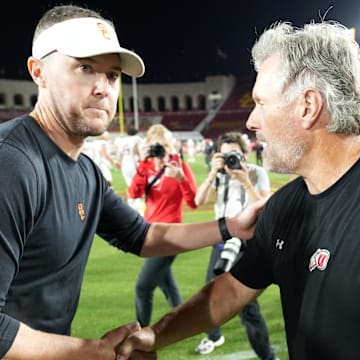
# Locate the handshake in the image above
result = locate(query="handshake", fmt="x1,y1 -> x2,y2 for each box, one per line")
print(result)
101,320 -> 156,359
108,235 -> 246,360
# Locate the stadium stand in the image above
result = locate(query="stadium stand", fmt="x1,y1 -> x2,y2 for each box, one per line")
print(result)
199,79 -> 255,140
159,110 -> 207,131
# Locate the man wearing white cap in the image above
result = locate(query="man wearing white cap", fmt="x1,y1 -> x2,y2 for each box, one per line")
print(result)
0,4 -> 267,359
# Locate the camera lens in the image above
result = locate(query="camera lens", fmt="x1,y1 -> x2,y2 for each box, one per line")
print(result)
223,151 -> 244,170
226,154 -> 240,169
213,238 -> 242,275
150,143 -> 166,158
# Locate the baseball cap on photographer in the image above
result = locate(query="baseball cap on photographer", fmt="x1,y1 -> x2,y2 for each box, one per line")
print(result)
32,17 -> 145,78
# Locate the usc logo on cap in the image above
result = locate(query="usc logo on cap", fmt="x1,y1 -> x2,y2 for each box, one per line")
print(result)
77,202 -> 86,222
97,22 -> 110,40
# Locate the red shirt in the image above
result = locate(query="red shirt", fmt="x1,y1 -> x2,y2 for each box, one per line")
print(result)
128,155 -> 197,223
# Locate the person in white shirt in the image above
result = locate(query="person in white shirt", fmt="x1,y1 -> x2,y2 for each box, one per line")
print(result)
82,132 -> 120,186
115,128 -> 144,214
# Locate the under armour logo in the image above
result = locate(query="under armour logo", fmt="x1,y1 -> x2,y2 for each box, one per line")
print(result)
275,238 -> 284,250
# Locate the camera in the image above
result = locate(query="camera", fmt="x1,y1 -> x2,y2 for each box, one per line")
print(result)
149,143 -> 166,158
213,238 -> 243,275
223,151 -> 245,170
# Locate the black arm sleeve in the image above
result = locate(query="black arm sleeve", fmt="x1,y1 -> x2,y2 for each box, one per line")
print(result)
0,143 -> 41,356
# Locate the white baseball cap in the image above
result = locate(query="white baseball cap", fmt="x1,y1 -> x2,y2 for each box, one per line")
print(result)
32,17 -> 145,77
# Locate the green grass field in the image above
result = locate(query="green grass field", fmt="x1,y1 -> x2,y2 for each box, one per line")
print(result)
72,153 -> 292,359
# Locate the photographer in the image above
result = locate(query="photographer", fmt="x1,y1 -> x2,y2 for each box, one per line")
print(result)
194,132 -> 277,359
128,124 -> 198,327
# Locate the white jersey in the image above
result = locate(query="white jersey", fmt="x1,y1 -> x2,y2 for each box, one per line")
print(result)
82,139 -> 113,183
115,135 -> 143,186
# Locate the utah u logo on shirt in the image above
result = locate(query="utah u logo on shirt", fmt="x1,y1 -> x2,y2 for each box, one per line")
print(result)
309,248 -> 330,272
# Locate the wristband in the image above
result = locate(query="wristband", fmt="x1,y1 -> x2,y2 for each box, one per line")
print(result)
218,217 -> 232,242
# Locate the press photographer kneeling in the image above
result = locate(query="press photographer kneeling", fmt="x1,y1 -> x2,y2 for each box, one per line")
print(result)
194,132 -> 278,360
